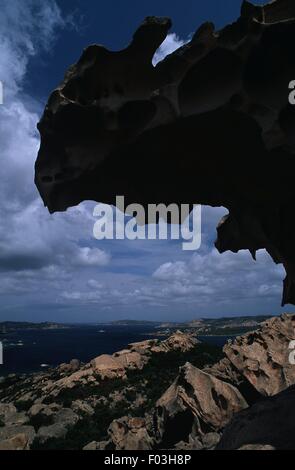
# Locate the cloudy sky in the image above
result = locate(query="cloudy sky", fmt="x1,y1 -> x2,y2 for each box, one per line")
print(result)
0,0 -> 288,323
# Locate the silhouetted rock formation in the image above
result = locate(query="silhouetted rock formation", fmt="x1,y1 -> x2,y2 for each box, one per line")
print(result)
35,0 -> 295,306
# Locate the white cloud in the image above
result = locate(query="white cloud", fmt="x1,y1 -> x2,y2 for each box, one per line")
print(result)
52,240 -> 285,319
87,279 -> 104,290
153,261 -> 189,281
151,248 -> 285,305
153,33 -> 189,66
73,247 -> 110,267
0,1 -> 110,305
0,0 -> 65,98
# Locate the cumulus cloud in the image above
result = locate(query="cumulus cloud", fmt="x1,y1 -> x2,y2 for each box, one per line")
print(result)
0,0 -> 110,316
72,247 -> 110,267
152,248 -> 284,304
54,234 -> 285,319
0,0 -> 65,98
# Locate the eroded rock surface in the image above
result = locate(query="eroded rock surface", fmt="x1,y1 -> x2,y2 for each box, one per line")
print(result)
209,313 -> 295,396
90,354 -> 127,380
35,0 -> 295,306
152,363 -> 247,448
151,331 -> 200,353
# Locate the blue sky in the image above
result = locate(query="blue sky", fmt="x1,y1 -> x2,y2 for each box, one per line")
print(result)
25,0 -> 267,102
0,0 -> 288,323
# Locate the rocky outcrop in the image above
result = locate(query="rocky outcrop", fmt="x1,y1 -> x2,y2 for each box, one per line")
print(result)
35,0 -> 295,307
0,426 -> 35,449
28,403 -> 61,419
71,400 -> 94,416
209,314 -> 295,397
0,403 -> 30,431
217,385 -> 295,450
10,331 -> 198,401
89,332 -> 198,379
83,440 -> 110,451
127,339 -> 158,354
83,417 -> 155,451
0,403 -> 17,424
151,331 -> 200,353
97,361 -> 247,451
36,408 -> 79,444
58,359 -> 81,374
0,400 -> 79,449
90,354 -> 127,380
126,331 -> 199,356
42,368 -> 96,397
1,315 -> 294,450
0,433 -> 31,451
152,363 -> 247,448
108,417 -> 154,451
112,350 -> 147,370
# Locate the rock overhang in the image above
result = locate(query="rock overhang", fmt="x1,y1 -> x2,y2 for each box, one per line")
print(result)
35,0 -> 295,306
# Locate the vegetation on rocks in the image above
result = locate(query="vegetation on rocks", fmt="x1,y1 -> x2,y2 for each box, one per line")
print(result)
30,343 -> 222,450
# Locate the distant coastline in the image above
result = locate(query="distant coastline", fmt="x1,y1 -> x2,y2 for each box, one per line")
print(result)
0,322 -> 70,334
110,320 -> 160,326
0,315 -> 277,336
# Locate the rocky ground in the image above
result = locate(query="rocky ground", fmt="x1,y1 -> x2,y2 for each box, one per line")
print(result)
0,317 -> 295,451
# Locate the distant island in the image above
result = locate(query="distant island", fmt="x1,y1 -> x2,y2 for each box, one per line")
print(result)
0,322 -> 69,334
158,315 -> 277,336
0,315 -> 282,337
110,320 -> 160,326
111,315 -> 275,336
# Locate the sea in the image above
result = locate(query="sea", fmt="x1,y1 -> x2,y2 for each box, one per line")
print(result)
0,325 -> 231,376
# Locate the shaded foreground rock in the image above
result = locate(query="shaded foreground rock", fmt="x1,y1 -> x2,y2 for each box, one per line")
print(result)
217,385 -> 295,450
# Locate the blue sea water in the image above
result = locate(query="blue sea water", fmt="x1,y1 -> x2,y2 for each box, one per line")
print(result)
0,326 -> 231,376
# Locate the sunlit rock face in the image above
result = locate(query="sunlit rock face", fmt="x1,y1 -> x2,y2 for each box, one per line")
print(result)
35,0 -> 295,305
208,314 -> 295,397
